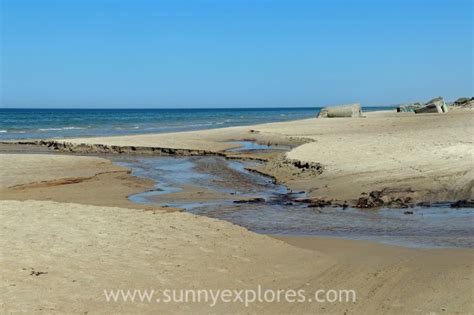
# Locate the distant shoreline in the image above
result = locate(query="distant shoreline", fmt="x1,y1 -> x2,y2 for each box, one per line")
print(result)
0,106 -> 396,110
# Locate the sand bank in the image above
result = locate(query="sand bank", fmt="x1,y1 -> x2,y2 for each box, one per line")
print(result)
0,154 -> 158,210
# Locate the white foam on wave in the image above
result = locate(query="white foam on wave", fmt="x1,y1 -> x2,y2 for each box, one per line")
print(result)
38,126 -> 86,131
0,130 -> 7,133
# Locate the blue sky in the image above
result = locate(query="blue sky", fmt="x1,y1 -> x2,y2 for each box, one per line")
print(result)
0,0 -> 472,108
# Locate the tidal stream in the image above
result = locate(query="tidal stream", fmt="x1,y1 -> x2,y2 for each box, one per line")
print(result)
114,145 -> 474,249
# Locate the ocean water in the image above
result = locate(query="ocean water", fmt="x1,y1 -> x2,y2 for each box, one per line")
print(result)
0,107 -> 390,140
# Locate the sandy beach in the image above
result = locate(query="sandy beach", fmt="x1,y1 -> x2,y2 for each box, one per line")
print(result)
2,0 -> 473,312
2,198 -> 473,314
1,109 -> 473,313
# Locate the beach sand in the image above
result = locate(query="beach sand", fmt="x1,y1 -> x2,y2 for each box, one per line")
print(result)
2,198 -> 473,314
1,109 -> 473,313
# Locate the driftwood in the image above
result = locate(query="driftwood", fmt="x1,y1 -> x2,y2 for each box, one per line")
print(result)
318,103 -> 362,118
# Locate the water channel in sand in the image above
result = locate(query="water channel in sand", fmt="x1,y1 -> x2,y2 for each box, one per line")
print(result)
113,142 -> 474,249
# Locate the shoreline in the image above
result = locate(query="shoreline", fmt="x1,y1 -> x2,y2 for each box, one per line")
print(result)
275,234 -> 474,256
0,107 -> 394,142
3,109 -> 473,208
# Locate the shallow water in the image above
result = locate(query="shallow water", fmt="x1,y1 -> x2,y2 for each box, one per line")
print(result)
116,156 -> 474,249
226,141 -> 290,152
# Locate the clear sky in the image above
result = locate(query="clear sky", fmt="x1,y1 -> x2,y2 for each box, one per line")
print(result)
0,0 -> 472,108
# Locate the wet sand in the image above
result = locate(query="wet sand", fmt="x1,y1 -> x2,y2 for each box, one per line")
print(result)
0,153 -> 160,210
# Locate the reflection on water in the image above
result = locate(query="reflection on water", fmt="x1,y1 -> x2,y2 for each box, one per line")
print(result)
115,156 -> 474,249
226,141 -> 290,152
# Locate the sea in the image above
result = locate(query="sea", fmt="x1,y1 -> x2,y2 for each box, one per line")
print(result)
0,107 -> 390,140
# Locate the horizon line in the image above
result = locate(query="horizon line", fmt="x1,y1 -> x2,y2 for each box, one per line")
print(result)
0,105 -> 395,110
